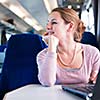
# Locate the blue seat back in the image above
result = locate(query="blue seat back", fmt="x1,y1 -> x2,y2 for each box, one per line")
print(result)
81,31 -> 99,49
0,45 -> 7,52
0,33 -> 47,99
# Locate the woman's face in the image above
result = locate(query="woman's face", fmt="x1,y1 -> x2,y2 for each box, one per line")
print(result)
46,11 -> 68,40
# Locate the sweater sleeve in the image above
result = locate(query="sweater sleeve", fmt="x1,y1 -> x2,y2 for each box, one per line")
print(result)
37,49 -> 57,86
91,48 -> 100,74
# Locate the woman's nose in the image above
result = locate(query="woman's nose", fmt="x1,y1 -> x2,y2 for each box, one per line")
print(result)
46,23 -> 52,30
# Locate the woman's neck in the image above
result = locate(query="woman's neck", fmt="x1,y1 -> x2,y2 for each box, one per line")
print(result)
57,40 -> 76,55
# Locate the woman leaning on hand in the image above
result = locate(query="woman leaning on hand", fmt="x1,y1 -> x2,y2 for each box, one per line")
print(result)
37,7 -> 100,86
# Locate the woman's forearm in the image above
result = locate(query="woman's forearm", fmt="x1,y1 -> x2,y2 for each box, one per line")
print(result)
37,52 -> 57,86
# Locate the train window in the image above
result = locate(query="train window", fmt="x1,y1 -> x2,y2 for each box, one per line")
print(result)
81,4 -> 95,34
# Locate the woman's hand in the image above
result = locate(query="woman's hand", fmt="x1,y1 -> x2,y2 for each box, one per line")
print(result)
43,31 -> 59,52
89,71 -> 98,84
48,34 -> 59,53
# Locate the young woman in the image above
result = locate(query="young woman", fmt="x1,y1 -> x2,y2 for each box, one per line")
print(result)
37,7 -> 100,86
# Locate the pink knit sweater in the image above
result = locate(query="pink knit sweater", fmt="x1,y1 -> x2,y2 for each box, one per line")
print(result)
37,44 -> 100,86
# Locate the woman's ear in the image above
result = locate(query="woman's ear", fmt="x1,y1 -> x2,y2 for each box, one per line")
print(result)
66,22 -> 74,32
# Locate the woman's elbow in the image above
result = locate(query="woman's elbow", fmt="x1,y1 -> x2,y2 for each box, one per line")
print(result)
39,77 -> 55,87
41,81 -> 55,87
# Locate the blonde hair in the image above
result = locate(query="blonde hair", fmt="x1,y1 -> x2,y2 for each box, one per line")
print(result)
51,7 -> 86,42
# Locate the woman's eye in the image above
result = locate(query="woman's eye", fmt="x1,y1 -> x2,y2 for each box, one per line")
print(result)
51,22 -> 57,25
